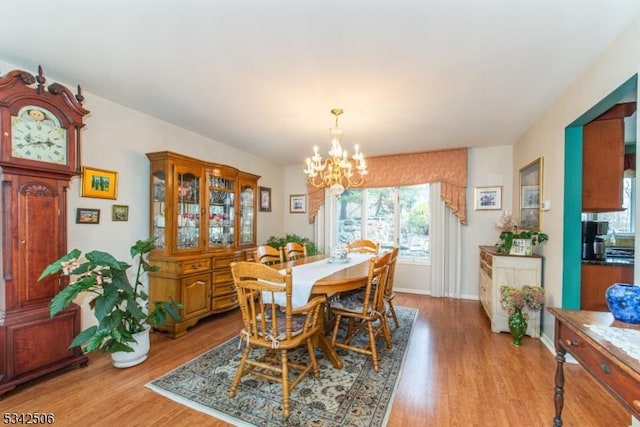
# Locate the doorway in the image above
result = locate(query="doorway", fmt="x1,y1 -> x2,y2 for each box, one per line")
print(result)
562,74 -> 637,308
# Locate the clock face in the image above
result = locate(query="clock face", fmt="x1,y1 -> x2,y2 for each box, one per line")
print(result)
11,106 -> 68,165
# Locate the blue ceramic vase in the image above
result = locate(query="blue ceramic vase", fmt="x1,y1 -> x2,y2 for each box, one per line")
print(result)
605,283 -> 640,324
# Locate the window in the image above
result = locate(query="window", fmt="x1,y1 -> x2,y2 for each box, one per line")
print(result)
335,184 -> 429,261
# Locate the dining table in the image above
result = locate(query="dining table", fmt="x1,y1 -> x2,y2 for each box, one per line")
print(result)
269,253 -> 373,369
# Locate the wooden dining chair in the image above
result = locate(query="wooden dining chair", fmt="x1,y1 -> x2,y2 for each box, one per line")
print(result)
383,247 -> 400,329
329,252 -> 392,372
346,239 -> 380,255
228,261 -> 326,418
255,244 -> 283,265
283,241 -> 307,261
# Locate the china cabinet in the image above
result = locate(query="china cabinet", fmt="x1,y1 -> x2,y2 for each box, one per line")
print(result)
146,151 -> 259,337
478,246 -> 542,338
0,67 -> 88,395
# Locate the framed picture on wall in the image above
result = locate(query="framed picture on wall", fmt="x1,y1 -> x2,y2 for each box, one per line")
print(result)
474,186 -> 502,210
289,194 -> 306,214
112,205 -> 129,221
81,166 -> 118,199
76,208 -> 100,224
519,157 -> 543,231
259,186 -> 271,212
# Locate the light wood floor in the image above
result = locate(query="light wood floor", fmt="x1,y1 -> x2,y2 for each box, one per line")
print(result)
1,294 -> 631,426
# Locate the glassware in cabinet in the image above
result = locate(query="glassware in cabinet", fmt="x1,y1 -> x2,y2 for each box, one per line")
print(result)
238,178 -> 256,246
208,174 -> 235,249
176,170 -> 201,250
152,172 -> 166,250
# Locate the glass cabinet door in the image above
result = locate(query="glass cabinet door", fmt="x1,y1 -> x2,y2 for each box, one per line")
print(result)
152,171 -> 167,250
239,183 -> 255,245
175,167 -> 201,250
207,174 -> 235,249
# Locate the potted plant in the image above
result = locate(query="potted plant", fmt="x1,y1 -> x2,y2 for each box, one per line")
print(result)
265,233 -> 318,255
496,227 -> 549,255
494,212 -> 548,255
499,285 -> 545,346
38,237 -> 182,367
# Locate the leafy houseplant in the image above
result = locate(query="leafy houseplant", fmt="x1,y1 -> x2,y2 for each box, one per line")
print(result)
265,233 -> 318,256
496,226 -> 549,255
39,237 -> 182,354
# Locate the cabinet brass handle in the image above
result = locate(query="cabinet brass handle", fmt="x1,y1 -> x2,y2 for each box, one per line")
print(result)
600,363 -> 610,375
633,400 -> 640,412
564,339 -> 579,347
191,263 -> 201,269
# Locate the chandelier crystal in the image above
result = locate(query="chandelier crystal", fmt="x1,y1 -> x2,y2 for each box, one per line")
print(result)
303,108 -> 368,196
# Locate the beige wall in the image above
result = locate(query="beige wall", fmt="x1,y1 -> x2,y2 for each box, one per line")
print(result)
512,15 -> 640,347
284,145 -> 515,297
0,58 -> 286,327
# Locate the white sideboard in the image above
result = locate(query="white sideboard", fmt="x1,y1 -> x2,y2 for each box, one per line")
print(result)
478,245 -> 543,338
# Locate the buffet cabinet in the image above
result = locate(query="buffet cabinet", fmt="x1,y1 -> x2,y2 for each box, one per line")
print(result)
478,246 -> 543,338
146,151 -> 259,337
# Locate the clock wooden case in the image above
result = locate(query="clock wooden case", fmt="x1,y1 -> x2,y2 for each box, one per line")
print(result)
0,66 -> 89,396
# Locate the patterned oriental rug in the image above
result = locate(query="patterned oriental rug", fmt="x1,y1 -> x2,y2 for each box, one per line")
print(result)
146,307 -> 418,426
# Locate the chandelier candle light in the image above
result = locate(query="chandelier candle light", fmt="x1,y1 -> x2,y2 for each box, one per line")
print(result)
303,108 -> 368,196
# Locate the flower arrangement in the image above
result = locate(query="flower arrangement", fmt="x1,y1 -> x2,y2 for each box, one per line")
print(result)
500,285 -> 545,318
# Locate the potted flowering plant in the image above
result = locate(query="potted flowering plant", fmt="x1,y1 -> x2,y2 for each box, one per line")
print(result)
38,237 -> 182,367
499,285 -> 545,346
494,212 -> 548,254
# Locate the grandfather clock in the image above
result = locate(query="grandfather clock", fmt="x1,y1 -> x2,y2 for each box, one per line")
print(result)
0,66 -> 89,395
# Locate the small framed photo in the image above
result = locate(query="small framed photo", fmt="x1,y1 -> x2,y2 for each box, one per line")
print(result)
76,208 -> 100,224
259,186 -> 271,212
112,205 -> 129,221
81,166 -> 118,199
510,238 -> 533,256
474,186 -> 502,210
289,194 -> 307,214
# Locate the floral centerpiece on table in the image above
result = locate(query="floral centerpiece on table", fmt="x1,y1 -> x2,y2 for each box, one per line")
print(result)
499,285 -> 545,346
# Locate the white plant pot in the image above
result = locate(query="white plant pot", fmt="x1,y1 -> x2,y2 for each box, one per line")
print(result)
111,325 -> 150,368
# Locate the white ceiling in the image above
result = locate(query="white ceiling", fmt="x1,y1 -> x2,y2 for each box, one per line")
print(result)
1,1 -> 639,166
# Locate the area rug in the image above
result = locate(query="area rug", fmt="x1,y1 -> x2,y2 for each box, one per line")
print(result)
146,306 -> 417,426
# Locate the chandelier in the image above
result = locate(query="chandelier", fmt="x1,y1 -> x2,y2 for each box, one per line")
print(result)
303,108 -> 368,196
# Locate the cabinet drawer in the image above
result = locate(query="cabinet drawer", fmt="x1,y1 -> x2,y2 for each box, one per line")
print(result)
212,281 -> 235,297
213,254 -> 242,269
558,324 -> 640,414
212,293 -> 238,311
212,270 -> 233,286
480,250 -> 493,266
481,262 -> 492,279
178,258 -> 211,275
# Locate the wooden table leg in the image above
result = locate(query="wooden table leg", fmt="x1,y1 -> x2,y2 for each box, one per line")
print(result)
314,298 -> 343,369
553,346 -> 566,426
317,333 -> 343,369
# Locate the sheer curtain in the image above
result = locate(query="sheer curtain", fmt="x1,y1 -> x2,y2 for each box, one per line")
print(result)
430,182 -> 462,298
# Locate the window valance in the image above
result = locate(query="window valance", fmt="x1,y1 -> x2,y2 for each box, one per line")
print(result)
308,147 -> 468,225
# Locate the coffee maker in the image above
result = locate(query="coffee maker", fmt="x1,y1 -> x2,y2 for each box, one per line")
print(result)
582,221 -> 608,260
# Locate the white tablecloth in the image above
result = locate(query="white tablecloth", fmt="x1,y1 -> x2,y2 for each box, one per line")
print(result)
265,253 -> 372,308
586,324 -> 640,362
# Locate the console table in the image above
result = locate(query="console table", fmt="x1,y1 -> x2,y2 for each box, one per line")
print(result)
547,308 -> 640,426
